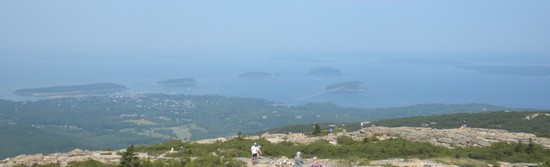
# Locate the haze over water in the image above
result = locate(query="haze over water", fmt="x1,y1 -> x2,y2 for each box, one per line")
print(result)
2,54 -> 549,109
1,1 -> 550,109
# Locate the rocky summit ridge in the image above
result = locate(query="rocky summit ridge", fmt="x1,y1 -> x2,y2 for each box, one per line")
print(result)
2,127 -> 548,167
357,127 -> 549,148
199,127 -> 549,149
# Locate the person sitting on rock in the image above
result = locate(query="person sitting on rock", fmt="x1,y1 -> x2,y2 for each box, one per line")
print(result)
310,157 -> 322,167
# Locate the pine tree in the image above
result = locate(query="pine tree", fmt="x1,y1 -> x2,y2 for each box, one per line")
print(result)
237,131 -> 243,140
515,139 -> 523,152
313,123 -> 321,136
526,137 -> 534,154
119,145 -> 140,167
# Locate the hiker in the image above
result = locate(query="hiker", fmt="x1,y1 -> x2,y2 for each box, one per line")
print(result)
294,151 -> 303,167
460,120 -> 467,129
251,143 -> 261,163
257,145 -> 263,157
310,157 -> 322,167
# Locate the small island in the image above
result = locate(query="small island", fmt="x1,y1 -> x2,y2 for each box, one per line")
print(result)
307,66 -> 342,77
324,81 -> 365,92
156,78 -> 197,86
238,72 -> 273,79
14,83 -> 126,97
297,81 -> 365,101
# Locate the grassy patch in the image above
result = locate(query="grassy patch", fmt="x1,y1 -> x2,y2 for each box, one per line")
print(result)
435,157 -> 490,166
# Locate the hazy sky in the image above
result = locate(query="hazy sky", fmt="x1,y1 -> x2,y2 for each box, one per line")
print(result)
1,0 -> 550,57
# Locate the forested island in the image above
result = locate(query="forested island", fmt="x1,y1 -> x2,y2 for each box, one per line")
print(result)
156,78 -> 197,86
13,83 -> 126,97
298,81 -> 366,101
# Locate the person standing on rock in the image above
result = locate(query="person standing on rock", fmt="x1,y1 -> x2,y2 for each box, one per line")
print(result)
462,120 -> 467,128
360,122 -> 364,128
294,151 -> 303,167
257,145 -> 263,157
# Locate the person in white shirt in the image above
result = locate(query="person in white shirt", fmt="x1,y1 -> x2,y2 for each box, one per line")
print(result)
251,143 -> 261,164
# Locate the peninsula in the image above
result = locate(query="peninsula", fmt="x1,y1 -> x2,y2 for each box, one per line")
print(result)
14,83 -> 126,97
298,81 -> 365,101
324,81 -> 365,92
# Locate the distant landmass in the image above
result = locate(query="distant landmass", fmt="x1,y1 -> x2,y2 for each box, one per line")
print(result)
381,58 -> 467,65
307,66 -> 342,76
14,83 -> 126,97
324,81 -> 365,92
298,81 -> 365,101
238,72 -> 273,79
456,64 -> 550,77
269,56 -> 335,63
156,78 -> 197,86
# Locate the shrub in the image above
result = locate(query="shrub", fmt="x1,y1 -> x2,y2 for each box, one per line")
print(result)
312,124 -> 322,136
336,136 -> 356,146
69,159 -> 112,167
119,145 -> 140,167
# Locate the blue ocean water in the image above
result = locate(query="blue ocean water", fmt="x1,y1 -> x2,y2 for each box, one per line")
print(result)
1,55 -> 549,109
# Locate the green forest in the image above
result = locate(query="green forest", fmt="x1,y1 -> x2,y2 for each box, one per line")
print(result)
265,111 -> 550,137
0,94 -> 534,158
370,111 -> 550,136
